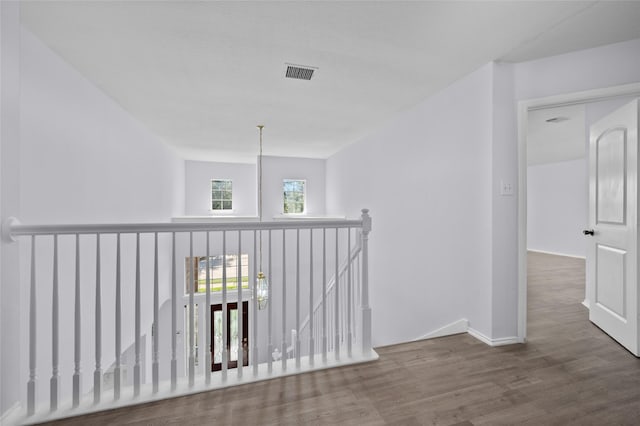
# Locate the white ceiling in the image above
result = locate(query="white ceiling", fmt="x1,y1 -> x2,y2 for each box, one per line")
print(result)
21,1 -> 640,163
527,105 -> 586,166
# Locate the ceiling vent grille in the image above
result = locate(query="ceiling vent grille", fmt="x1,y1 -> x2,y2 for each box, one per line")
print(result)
285,64 -> 317,80
545,116 -> 570,123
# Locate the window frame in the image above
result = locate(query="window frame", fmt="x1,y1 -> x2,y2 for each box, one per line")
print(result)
282,178 -> 306,215
210,179 -> 233,213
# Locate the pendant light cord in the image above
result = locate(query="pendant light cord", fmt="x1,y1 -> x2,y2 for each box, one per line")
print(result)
258,125 -> 264,272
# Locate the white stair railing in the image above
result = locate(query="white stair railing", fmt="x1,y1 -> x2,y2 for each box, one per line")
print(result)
1,210 -> 373,425
287,240 -> 362,359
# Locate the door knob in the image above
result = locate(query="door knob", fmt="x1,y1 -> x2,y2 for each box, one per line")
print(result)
583,229 -> 595,236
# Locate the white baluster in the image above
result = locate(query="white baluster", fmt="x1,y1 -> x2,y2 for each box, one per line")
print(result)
115,234 -> 122,400
334,228 -> 340,360
222,231 -> 228,381
27,235 -> 36,416
356,252 -> 361,341
94,234 -> 102,404
267,229 -> 273,374
322,228 -> 327,363
343,274 -> 347,343
171,232 -> 177,390
328,294 -> 333,352
50,234 -> 59,412
188,232 -> 195,387
309,229 -> 314,366
73,234 -> 81,408
295,229 -> 301,368
356,253 -> 361,313
352,252 -> 357,343
205,232 -> 211,385
237,230 -> 243,378
252,230 -> 258,377
134,233 -> 141,396
338,272 -> 346,345
347,228 -> 352,357
153,232 -> 159,393
281,229 -> 287,371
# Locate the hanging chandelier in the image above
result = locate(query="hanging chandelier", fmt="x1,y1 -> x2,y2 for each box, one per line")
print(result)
256,124 -> 269,310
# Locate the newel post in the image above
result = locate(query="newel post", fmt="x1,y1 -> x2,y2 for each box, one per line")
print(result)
360,209 -> 372,355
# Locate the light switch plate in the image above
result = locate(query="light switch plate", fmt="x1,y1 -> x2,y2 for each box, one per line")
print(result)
500,181 -> 514,196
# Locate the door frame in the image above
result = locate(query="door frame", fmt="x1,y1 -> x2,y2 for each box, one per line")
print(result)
516,82 -> 640,342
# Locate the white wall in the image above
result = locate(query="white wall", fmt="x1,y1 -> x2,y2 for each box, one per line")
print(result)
327,64 -> 494,347
183,156 -> 326,219
514,38 -> 640,101
490,62 -> 519,339
586,96 -> 639,129
527,159 -> 587,257
17,27 -> 185,410
262,156 -> 326,218
184,160 -> 256,217
20,29 -> 184,224
1,1 -> 22,417
326,37 -> 640,346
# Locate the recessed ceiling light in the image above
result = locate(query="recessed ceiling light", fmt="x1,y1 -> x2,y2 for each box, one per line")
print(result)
545,116 -> 570,123
285,63 -> 318,80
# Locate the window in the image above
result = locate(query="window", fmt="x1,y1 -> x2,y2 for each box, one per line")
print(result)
211,179 -> 232,211
283,179 -> 305,214
184,304 -> 199,367
185,254 -> 249,294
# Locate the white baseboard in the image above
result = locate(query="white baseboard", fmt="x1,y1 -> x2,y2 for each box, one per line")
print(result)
467,327 -> 520,347
413,319 -> 469,341
414,320 -> 520,347
582,299 -> 590,309
527,249 -> 585,260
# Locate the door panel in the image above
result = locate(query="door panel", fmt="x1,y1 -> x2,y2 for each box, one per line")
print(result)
595,244 -> 626,320
588,99 -> 639,356
596,129 -> 626,224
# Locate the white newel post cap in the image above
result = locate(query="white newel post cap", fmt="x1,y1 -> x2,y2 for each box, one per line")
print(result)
361,209 -> 371,234
2,216 -> 20,242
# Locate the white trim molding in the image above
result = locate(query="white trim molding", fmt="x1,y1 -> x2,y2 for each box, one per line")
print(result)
413,319 -> 469,341
467,327 -> 521,347
582,299 -> 590,309
527,249 -> 586,260
414,319 -> 521,347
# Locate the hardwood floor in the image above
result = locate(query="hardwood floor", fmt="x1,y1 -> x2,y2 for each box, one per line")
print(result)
43,251 -> 640,425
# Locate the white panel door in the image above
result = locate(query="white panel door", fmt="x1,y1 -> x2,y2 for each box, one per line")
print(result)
587,99 -> 639,356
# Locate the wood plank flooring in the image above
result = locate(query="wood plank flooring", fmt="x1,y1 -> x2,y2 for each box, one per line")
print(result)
43,251 -> 640,425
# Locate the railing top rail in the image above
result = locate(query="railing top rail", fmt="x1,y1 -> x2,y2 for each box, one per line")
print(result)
4,217 -> 364,238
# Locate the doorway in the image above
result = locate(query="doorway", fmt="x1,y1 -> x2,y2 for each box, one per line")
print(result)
211,301 -> 249,372
517,82 -> 640,341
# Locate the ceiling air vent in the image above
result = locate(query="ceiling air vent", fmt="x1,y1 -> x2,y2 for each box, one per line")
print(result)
285,63 -> 317,80
545,116 -> 570,123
